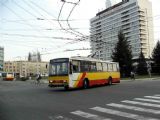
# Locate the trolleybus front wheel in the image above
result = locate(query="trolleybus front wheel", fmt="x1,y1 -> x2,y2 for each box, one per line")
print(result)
108,77 -> 112,85
83,79 -> 89,89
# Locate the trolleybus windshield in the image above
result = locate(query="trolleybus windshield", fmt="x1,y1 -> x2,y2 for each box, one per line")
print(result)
49,62 -> 68,76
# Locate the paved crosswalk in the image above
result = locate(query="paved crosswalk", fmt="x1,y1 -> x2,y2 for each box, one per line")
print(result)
71,111 -> 112,120
107,103 -> 160,114
70,94 -> 160,120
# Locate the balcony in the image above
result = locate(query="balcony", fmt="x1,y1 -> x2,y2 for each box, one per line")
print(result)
140,40 -> 147,44
139,30 -> 146,35
140,35 -> 147,40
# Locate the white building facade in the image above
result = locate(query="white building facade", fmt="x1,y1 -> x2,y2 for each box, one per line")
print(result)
90,0 -> 154,61
4,61 -> 49,77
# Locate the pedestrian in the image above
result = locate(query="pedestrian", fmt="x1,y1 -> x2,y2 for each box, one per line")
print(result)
36,74 -> 41,84
130,71 -> 135,80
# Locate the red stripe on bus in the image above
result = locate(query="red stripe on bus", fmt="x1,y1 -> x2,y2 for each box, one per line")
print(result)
76,76 -> 120,88
77,72 -> 86,87
89,79 -> 107,86
89,78 -> 120,86
112,78 -> 120,83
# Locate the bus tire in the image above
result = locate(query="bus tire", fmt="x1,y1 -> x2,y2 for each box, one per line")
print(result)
83,79 -> 89,89
108,77 -> 112,85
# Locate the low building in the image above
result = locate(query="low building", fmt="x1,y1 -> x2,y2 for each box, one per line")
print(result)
3,61 -> 49,77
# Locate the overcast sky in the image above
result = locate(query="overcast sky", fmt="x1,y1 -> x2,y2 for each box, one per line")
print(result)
0,0 -> 160,61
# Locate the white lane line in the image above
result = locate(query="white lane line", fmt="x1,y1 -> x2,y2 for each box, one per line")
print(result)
90,106 -> 159,120
48,116 -> 73,120
107,103 -> 160,114
122,100 -> 160,108
70,110 -> 112,120
145,96 -> 160,99
134,98 -> 160,103
154,95 -> 160,97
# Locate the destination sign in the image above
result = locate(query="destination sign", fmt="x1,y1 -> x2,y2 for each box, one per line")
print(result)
50,58 -> 69,63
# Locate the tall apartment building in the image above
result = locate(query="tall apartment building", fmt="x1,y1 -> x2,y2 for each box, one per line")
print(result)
4,61 -> 49,77
90,0 -> 154,61
0,47 -> 4,71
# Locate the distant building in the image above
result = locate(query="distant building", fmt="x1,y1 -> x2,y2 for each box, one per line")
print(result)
90,0 -> 154,60
28,51 -> 41,62
0,47 -> 4,71
3,61 -> 48,77
106,0 -> 112,8
106,0 -> 117,8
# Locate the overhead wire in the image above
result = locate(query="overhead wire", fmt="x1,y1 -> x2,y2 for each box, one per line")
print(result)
28,0 -> 88,47
0,1 -> 47,38
66,0 -> 89,38
66,0 -> 84,36
29,1 -> 57,19
1,32 -> 89,50
22,0 -> 73,48
2,27 -> 89,31
4,0 -> 70,51
57,1 -> 77,36
1,18 -> 89,22
11,0 -> 52,37
2,0 -> 90,57
1,0 -> 82,51
57,0 -> 87,38
0,33 -> 77,40
4,40 -> 48,48
12,0 -> 38,18
57,0 -> 90,45
22,0 -> 57,29
3,12 -> 160,22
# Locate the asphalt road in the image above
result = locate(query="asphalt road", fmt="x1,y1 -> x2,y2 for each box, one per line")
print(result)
0,79 -> 160,120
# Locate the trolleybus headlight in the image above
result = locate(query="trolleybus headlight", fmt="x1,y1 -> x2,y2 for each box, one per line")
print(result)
49,80 -> 53,83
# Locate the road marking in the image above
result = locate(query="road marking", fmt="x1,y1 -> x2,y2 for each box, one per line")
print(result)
154,95 -> 160,97
90,106 -> 159,120
134,98 -> 160,103
107,103 -> 160,114
49,115 -> 73,120
145,96 -> 160,99
122,100 -> 160,108
71,110 -> 112,120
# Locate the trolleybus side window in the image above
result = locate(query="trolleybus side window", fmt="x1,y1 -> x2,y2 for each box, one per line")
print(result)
72,60 -> 80,73
108,63 -> 113,71
96,62 -> 103,71
80,61 -> 89,72
90,62 -> 97,72
102,62 -> 108,71
113,63 -> 117,72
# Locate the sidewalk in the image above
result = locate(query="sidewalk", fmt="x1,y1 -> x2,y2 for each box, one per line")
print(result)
121,77 -> 160,81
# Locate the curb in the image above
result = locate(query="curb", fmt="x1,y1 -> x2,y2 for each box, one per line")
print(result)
121,77 -> 160,81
